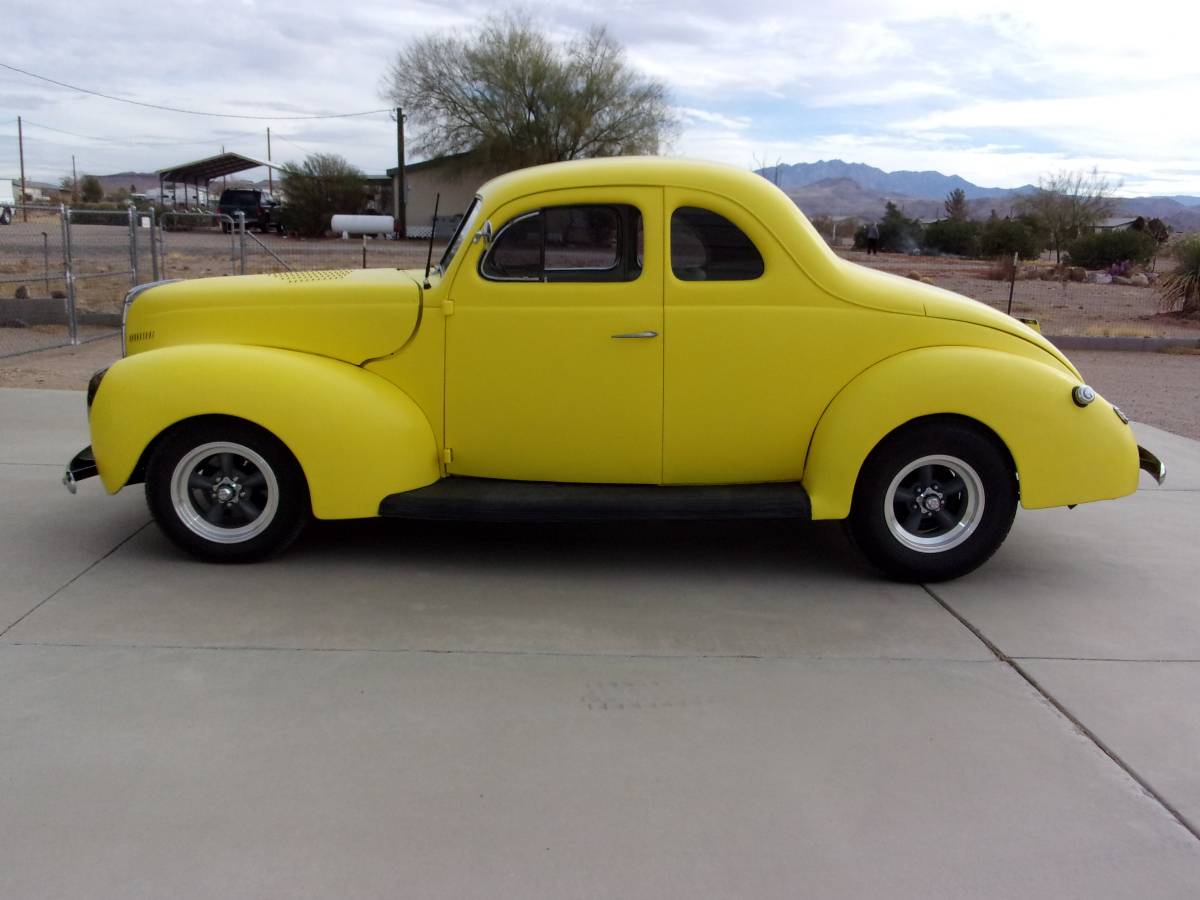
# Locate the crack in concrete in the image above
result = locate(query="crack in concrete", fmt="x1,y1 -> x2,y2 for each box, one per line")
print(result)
922,583 -> 1200,844
0,640 -> 1000,664
0,522 -> 151,640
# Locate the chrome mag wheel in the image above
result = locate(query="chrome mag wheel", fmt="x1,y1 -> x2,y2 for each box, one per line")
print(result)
883,454 -> 985,554
169,441 -> 280,544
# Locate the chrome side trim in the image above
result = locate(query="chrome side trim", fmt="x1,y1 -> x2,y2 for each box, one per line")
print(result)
1138,445 -> 1166,486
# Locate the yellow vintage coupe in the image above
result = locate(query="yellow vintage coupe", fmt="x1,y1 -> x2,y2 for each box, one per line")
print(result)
65,158 -> 1164,581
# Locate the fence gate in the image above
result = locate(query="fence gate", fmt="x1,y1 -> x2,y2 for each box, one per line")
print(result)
0,204 -> 75,359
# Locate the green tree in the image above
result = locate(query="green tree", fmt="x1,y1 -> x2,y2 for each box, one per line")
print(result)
79,174 -> 103,203
944,188 -> 968,221
1065,229 -> 1157,269
923,218 -> 980,256
382,12 -> 676,169
979,217 -> 1043,260
279,153 -> 368,237
1018,168 -> 1116,263
853,203 -> 923,253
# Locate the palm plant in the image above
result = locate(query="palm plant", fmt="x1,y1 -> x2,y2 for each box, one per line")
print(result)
1159,236 -> 1200,315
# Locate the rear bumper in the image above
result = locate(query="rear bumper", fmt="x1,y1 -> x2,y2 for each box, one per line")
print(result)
1138,445 -> 1166,485
63,445 -> 98,494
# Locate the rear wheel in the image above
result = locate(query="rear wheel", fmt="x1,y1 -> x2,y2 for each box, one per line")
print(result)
145,419 -> 309,562
0,206 -> 12,225
848,420 -> 1017,582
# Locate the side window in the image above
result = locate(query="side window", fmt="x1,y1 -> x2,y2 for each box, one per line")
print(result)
481,212 -> 542,281
670,207 -> 764,281
481,205 -> 642,283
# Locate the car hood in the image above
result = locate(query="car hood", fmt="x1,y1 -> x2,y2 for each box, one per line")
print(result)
831,258 -> 1079,377
124,268 -> 423,364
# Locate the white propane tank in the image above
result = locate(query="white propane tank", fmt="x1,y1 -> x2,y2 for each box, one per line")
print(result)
331,214 -> 394,237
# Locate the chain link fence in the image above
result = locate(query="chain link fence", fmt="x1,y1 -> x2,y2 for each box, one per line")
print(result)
3,206 -> 1194,360
835,247 -> 1191,340
0,205 -> 77,359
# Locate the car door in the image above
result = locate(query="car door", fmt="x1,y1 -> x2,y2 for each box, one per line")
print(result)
444,187 -> 663,484
662,188 -> 852,485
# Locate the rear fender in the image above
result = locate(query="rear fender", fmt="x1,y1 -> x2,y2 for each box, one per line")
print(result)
802,346 -> 1138,519
89,344 -> 440,519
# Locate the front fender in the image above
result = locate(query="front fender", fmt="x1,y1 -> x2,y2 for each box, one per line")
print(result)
90,345 -> 440,519
802,346 -> 1138,519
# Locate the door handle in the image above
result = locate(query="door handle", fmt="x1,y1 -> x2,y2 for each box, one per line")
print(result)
611,330 -> 658,339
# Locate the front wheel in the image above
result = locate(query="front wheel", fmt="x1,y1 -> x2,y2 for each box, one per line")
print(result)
848,421 -> 1017,582
145,419 -> 310,562
0,206 -> 12,225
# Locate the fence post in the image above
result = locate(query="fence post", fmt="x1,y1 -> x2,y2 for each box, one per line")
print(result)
149,208 -> 160,282
157,212 -> 167,280
1006,250 -> 1018,316
128,204 -> 139,288
61,204 -> 79,345
41,232 -> 50,295
237,212 -> 246,275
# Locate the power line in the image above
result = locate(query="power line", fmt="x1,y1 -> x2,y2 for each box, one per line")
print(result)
15,118 -> 229,147
0,61 -> 393,121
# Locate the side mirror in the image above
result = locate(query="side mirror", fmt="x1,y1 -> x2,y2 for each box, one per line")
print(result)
473,220 -> 493,246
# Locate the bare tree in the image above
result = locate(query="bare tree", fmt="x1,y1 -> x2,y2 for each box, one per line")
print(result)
944,188 -> 968,221
381,13 -> 676,169
1019,168 -> 1117,263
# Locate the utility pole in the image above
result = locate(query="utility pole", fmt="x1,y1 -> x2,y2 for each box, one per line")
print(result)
221,145 -> 226,193
395,107 -> 406,238
266,128 -> 272,196
72,154 -> 77,201
17,115 -> 27,221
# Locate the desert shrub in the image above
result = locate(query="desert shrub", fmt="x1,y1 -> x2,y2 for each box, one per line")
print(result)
1159,235 -> 1200,315
922,218 -> 980,257
979,218 -> 1043,260
1065,229 -> 1157,269
280,153 -> 369,238
69,203 -> 136,225
79,174 -> 103,203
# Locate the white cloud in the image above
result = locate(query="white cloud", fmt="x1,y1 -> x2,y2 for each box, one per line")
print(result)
2,0 -> 1199,193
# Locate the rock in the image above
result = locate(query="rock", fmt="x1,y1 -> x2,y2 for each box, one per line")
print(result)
14,285 -> 29,299
50,289 -> 66,299
1145,271 -> 1159,283
1112,275 -> 1133,286
1088,272 -> 1113,285
0,318 -> 30,328
1130,273 -> 1149,287
1069,267 -> 1087,282
1039,268 -> 1059,281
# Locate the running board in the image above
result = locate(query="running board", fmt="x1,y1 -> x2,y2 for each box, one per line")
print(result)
379,477 -> 811,523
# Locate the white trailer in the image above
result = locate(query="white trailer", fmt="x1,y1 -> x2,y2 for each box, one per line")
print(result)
0,178 -> 15,225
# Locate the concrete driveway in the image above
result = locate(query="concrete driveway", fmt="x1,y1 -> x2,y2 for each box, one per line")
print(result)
2,387 -> 1199,899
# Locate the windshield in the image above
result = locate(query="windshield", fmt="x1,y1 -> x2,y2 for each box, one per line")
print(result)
436,197 -> 482,275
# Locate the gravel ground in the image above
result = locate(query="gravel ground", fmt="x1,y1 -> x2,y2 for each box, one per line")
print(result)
1,337 -> 1198,440
1069,349 -> 1200,441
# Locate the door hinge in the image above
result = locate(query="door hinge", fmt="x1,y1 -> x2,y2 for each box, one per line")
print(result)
443,447 -> 454,465
442,299 -> 454,317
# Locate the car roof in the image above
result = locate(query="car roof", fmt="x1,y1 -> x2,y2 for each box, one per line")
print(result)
476,157 -> 791,214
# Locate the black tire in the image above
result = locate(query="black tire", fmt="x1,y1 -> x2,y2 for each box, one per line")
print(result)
0,206 -> 12,225
848,419 -> 1017,582
145,418 -> 310,562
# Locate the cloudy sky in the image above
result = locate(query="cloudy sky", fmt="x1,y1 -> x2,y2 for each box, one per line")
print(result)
2,0 -> 1198,196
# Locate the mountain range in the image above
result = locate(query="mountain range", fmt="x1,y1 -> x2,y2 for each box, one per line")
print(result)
757,159 -> 1200,231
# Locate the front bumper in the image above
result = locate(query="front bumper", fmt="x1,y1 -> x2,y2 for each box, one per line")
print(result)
63,445 -> 98,494
1138,445 -> 1167,485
